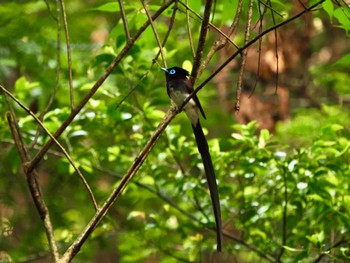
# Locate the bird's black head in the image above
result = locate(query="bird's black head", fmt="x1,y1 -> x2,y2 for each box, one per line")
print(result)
161,66 -> 189,81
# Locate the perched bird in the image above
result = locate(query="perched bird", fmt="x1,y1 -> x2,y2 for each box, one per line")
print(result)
161,66 -> 222,252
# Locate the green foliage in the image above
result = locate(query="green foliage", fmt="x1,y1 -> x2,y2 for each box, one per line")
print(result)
323,0 -> 350,34
0,0 -> 350,262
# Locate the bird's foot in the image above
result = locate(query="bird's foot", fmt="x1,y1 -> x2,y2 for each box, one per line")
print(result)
170,105 -> 182,114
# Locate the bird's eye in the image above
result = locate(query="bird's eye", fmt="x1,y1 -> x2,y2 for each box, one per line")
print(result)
169,69 -> 176,74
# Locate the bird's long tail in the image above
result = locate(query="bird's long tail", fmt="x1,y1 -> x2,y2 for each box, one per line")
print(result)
192,121 -> 222,252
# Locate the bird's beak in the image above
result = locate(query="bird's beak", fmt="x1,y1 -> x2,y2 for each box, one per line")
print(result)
161,67 -> 168,73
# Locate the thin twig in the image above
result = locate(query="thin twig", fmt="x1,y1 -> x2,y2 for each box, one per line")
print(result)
178,0 -> 238,49
190,0 -> 213,83
234,0 -> 254,113
60,0 -> 74,110
152,0 -> 177,67
200,0 -> 243,74
297,0 -> 308,9
9,137 -> 275,262
99,164 -> 274,262
97,166 -> 198,222
259,0 -> 284,17
29,0 -> 61,149
277,166 -> 288,262
185,0 -> 196,58
117,2 -> 177,110
141,0 -> 167,67
268,0 -> 280,94
26,0 -> 176,175
6,112 -> 60,262
44,0 -> 59,21
176,0 -> 326,118
60,107 -> 177,262
223,231 -> 275,262
313,239 -> 349,263
0,85 -> 98,211
249,0 -> 264,98
118,0 -> 130,40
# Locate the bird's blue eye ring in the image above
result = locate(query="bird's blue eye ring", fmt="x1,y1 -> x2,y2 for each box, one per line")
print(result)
169,69 -> 176,75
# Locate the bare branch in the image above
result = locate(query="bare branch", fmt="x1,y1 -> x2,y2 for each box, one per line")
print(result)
234,0 -> 254,113
200,0 -> 243,75
118,0 -> 131,40
0,85 -> 98,211
178,0 -> 238,49
249,0 -> 264,98
268,0 -> 280,94
277,166 -> 288,262
176,0 -> 326,117
313,239 -> 349,263
29,0 -> 61,149
60,0 -> 74,110
61,108 -> 177,262
116,4 -> 178,111
190,0 -> 213,83
185,0 -> 196,58
6,112 -> 60,262
27,0 -> 176,175
141,0 -> 167,67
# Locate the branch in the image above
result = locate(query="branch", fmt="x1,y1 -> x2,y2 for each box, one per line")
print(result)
178,0 -> 240,78
234,0 -> 254,113
6,112 -> 60,262
269,0 -> 280,94
97,165 -> 275,262
178,0 -> 238,50
12,139 -> 275,261
201,0 -> 243,71
60,108 -> 177,262
27,0 -> 176,175
313,239 -> 349,263
190,0 -> 213,83
118,0 -> 130,40
116,4 -> 177,110
29,0 -> 61,149
141,0 -> 167,67
185,0 -> 196,58
60,0 -> 74,110
0,85 -> 98,211
277,166 -> 288,262
179,0 -> 326,114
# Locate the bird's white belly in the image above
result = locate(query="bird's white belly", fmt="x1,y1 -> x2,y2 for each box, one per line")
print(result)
171,89 -> 199,125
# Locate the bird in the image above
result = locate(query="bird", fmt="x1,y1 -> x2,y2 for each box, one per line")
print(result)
161,66 -> 222,252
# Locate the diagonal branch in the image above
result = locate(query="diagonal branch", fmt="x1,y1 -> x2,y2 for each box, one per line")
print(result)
60,108 -> 177,262
116,2 -> 177,110
0,85 -> 98,211
26,0 -> 176,175
175,0 -> 326,119
60,0 -> 74,110
118,0 -> 131,40
178,0 -> 238,49
29,0 -> 62,150
190,0 -> 213,83
6,112 -> 60,262
185,0 -> 196,58
141,0 -> 167,67
200,0 -> 243,77
234,0 -> 254,113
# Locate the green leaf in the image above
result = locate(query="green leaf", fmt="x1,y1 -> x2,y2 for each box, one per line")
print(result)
334,8 -> 350,32
323,0 -> 334,20
282,245 -> 305,252
93,2 -> 118,12
306,231 -> 325,246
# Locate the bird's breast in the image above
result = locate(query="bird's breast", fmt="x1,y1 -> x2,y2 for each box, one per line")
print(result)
168,86 -> 199,125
